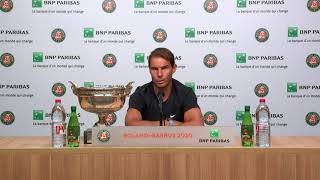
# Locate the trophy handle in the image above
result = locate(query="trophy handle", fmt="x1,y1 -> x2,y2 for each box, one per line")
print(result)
124,81 -> 134,96
69,81 -> 79,96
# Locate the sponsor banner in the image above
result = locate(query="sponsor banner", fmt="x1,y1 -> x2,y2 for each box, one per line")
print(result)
93,126 -> 235,147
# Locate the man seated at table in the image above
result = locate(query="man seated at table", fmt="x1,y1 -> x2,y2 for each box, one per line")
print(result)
125,47 -> 203,126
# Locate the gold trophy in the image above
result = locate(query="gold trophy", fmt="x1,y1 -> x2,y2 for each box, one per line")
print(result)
69,81 -> 133,126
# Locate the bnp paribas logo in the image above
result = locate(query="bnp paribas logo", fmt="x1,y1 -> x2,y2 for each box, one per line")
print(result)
1,111 -> 15,125
102,0 -> 116,13
210,128 -> 219,138
306,54 -> 320,68
33,110 -> 44,120
84,82 -> 94,87
236,111 -> 245,121
236,53 -> 246,63
32,0 -> 42,8
135,53 -> 144,63
305,112 -> 319,126
0,53 -> 14,67
237,0 -> 246,8
84,28 -> 94,38
287,82 -> 297,93
153,28 -> 167,43
307,0 -> 319,12
184,82 -> 195,92
97,129 -> 111,142
0,0 -> 13,12
33,52 -> 43,62
204,0 -> 218,13
254,83 -> 269,97
52,82 -> 66,97
203,111 -> 217,126
134,0 -> 144,8
185,27 -> 195,38
51,28 -> 66,43
102,54 -> 117,67
255,28 -> 269,43
288,27 -> 298,37
203,54 -> 218,68
105,112 -> 117,126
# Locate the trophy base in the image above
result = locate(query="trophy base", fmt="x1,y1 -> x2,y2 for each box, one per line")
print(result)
84,128 -> 92,144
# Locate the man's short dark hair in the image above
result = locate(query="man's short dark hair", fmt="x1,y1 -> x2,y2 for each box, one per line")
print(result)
148,48 -> 175,67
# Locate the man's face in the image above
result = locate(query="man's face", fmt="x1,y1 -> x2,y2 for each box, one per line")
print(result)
149,57 -> 176,89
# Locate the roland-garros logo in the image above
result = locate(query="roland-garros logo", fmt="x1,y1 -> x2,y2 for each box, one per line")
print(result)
1,111 -> 15,125
307,0 -> 319,12
255,28 -> 269,43
52,82 -> 66,97
102,54 -> 117,67
203,54 -> 218,68
51,28 -> 66,43
105,112 -> 117,126
0,0 -> 13,12
306,54 -> 320,68
0,53 -> 14,67
203,111 -> 217,125
153,28 -> 167,43
102,0 -> 116,13
204,0 -> 218,13
305,112 -> 319,126
254,83 -> 269,97
97,129 -> 111,142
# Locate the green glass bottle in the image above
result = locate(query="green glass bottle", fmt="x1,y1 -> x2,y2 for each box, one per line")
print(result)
67,106 -> 80,147
241,106 -> 254,147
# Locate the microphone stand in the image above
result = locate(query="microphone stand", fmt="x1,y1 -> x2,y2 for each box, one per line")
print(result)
157,90 -> 164,126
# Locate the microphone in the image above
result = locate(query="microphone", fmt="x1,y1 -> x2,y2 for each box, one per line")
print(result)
157,89 -> 164,126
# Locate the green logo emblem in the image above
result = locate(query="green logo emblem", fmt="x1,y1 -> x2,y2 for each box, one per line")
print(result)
305,112 -> 319,126
185,27 -> 195,38
97,130 -> 111,142
236,53 -> 246,63
102,0 -> 116,13
210,128 -> 219,138
84,82 -> 94,87
255,28 -> 269,43
237,0 -> 246,8
84,28 -> 94,38
33,110 -> 44,120
0,0 -> 13,12
287,82 -> 298,93
104,112 -> 117,126
184,82 -> 195,92
204,0 -> 218,13
32,0 -> 42,8
153,28 -> 167,43
52,82 -> 66,97
236,111 -> 245,121
203,111 -> 218,125
307,0 -> 319,12
51,28 -> 66,43
102,54 -> 117,67
33,52 -> 43,62
1,111 -> 15,125
288,27 -> 298,37
0,53 -> 14,67
306,54 -> 320,68
254,83 -> 269,97
135,53 -> 145,63
134,0 -> 144,8
203,54 -> 218,68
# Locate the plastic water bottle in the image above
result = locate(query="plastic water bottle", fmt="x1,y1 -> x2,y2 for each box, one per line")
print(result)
51,99 -> 66,148
255,98 -> 271,147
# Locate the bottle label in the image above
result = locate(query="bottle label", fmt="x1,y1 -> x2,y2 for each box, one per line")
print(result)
55,124 -> 64,135
241,124 -> 253,146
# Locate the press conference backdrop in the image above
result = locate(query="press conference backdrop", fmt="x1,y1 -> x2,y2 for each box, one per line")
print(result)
0,0 -> 319,136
